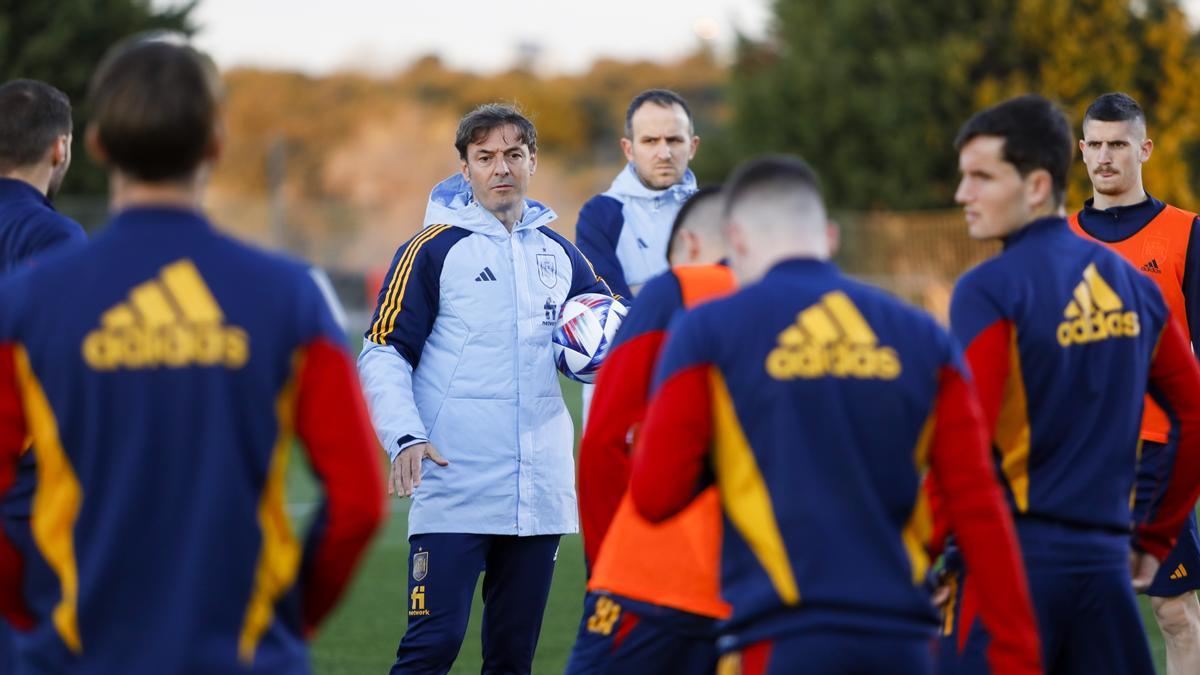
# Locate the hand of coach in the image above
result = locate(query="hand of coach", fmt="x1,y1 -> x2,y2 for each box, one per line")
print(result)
389,442 -> 449,498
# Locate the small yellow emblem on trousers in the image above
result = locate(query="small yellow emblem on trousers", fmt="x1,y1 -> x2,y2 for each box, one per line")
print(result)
1171,564 -> 1189,581
766,291 -> 901,380
82,259 -> 249,370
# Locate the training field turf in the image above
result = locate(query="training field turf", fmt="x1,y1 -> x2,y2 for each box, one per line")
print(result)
293,377 -> 1172,674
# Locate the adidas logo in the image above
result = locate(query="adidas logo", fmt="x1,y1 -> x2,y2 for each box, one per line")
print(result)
1171,564 -> 1189,580
474,267 -> 497,282
1055,263 -> 1140,347
82,259 -> 249,371
1141,258 -> 1163,274
766,291 -> 901,381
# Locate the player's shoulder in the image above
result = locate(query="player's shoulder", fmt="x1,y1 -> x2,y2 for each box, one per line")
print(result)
394,224 -> 473,263
841,275 -> 948,339
577,194 -> 624,229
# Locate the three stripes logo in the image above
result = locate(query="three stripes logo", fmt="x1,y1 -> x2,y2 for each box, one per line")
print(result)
1141,259 -> 1163,274
369,225 -> 452,345
82,259 -> 249,371
1171,564 -> 1189,581
1056,263 -> 1140,347
475,267 -> 497,282
766,291 -> 901,381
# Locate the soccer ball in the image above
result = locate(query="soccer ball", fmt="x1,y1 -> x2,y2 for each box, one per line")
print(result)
551,293 -> 627,383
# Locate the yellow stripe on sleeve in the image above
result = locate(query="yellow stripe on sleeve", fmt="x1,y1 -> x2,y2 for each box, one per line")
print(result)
15,345 -> 83,654
995,330 -> 1031,511
710,369 -> 800,605
901,411 -> 936,584
238,351 -> 303,663
374,225 -> 450,343
369,225 -> 449,344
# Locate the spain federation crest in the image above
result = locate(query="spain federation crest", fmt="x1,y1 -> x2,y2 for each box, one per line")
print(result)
413,550 -> 429,582
536,253 -> 557,288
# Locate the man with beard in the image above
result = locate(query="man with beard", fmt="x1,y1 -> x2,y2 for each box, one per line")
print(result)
0,78 -> 85,674
0,79 -> 85,273
575,89 -> 699,300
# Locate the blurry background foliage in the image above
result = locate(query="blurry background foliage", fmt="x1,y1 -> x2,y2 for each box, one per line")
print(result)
3,0 -> 1200,320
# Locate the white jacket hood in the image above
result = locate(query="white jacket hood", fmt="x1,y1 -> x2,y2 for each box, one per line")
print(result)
423,174 -> 557,236
606,163 -> 697,202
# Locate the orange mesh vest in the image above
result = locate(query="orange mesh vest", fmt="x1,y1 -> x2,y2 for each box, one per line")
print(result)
1069,204 -> 1197,443
587,264 -> 735,619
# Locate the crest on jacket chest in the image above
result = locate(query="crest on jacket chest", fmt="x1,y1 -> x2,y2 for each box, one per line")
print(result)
537,253 -> 557,288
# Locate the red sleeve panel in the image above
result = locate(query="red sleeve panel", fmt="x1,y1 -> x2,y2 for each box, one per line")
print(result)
630,364 -> 713,524
578,330 -> 666,566
295,337 -> 386,635
0,343 -> 33,630
1138,320 -> 1200,559
930,365 -> 1041,675
926,319 -> 1013,557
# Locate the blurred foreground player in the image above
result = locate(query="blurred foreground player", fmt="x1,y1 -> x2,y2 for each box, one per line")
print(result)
566,186 -> 734,674
1068,92 -> 1200,675
0,36 -> 384,674
0,78 -> 87,675
939,95 -> 1200,675
630,155 -> 1041,675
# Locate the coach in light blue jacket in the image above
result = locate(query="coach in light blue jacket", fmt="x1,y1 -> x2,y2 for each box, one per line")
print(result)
358,103 -> 613,675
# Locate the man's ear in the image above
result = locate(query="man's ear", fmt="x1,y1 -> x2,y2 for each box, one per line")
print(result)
1140,137 -> 1154,163
50,134 -> 70,167
688,135 -> 700,160
84,125 -> 108,166
826,220 -> 841,257
1025,168 -> 1054,211
204,121 -> 225,163
620,137 -> 634,164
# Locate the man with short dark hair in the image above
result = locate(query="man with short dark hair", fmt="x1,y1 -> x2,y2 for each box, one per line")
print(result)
567,186 -> 733,674
576,88 -> 699,300
358,103 -> 614,674
0,79 -> 84,274
0,77 -> 86,673
938,94 -> 1200,675
1067,92 -> 1200,675
0,35 -> 385,673
629,154 -> 1041,674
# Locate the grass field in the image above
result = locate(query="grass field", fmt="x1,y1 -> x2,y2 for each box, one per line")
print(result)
295,377 -> 1173,674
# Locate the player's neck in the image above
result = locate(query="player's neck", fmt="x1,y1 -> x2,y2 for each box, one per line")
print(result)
0,166 -> 51,197
108,171 -> 205,213
1091,183 -> 1146,210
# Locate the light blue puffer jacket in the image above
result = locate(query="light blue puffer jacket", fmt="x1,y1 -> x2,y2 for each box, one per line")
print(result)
358,175 -> 612,536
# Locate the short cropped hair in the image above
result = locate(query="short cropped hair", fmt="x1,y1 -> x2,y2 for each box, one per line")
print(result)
0,80 -> 72,173
625,89 -> 693,138
454,104 -> 537,161
724,154 -> 824,219
668,185 -> 723,251
1083,92 -> 1146,135
955,94 -> 1073,207
87,34 -> 221,182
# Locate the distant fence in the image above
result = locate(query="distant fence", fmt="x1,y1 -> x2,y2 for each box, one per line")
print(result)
55,195 -> 992,333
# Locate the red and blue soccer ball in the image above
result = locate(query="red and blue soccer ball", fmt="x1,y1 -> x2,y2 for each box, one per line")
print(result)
552,293 -> 627,383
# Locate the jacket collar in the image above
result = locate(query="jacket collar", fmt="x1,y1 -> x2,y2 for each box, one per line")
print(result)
422,174 -> 556,238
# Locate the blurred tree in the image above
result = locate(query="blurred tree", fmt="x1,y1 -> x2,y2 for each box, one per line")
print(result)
0,0 -> 196,195
727,0 -> 1200,210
